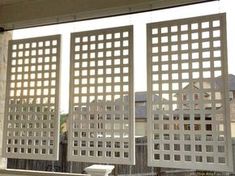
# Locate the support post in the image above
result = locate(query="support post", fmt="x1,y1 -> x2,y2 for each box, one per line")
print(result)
0,31 -> 12,169
84,165 -> 114,176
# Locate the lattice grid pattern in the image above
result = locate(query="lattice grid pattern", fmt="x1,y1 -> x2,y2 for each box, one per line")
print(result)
68,26 -> 135,164
147,14 -> 232,171
3,35 -> 61,160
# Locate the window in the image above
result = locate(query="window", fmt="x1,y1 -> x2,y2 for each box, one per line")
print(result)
164,154 -> 170,160
195,145 -> 202,152
154,143 -> 160,150
194,124 -> 201,131
206,145 -> 213,152
174,134 -> 180,140
174,155 -> 181,161
184,144 -> 191,152
206,135 -> 213,141
185,155 -> 192,161
174,144 -> 180,151
183,94 -> 188,101
194,93 -> 199,100
206,124 -> 212,131
196,156 -> 203,162
163,134 -> 170,140
174,123 -> 180,130
163,124 -> 170,130
207,156 -> 214,163
184,134 -> 191,141
195,134 -> 201,141
164,144 -> 170,150
184,124 -> 190,130
229,91 -> 233,100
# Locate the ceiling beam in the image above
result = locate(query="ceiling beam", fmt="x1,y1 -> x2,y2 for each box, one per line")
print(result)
0,0 -> 217,30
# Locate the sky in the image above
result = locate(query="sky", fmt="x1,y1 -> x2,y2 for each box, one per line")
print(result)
12,0 -> 235,113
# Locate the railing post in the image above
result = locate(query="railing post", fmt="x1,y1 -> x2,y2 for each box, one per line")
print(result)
0,31 -> 12,170
114,164 -> 118,176
84,165 -> 114,176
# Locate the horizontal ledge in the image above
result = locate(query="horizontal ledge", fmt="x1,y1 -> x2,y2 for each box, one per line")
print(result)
0,169 -> 89,176
0,0 -> 216,31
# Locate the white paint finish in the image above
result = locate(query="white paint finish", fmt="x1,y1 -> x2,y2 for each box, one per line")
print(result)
68,26 -> 135,165
2,35 -> 61,160
0,32 -> 12,169
147,13 -> 233,171
84,165 -> 114,176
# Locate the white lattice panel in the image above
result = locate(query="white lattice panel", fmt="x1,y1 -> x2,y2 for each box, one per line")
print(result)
68,26 -> 135,165
3,35 -> 61,160
147,14 -> 233,171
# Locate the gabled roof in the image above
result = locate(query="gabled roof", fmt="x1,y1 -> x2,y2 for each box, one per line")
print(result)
178,74 -> 235,91
215,74 -> 235,91
228,74 -> 235,90
135,92 -> 147,102
135,92 -> 147,119
134,74 -> 235,119
135,92 -> 160,119
135,105 -> 146,119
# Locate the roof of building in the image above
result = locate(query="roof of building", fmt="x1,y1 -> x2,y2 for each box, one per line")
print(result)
215,74 -> 235,91
135,92 -> 146,119
228,74 -> 235,90
135,91 -> 147,102
135,92 -> 161,119
134,74 -> 235,119
63,75 -> 235,120
135,105 -> 146,119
